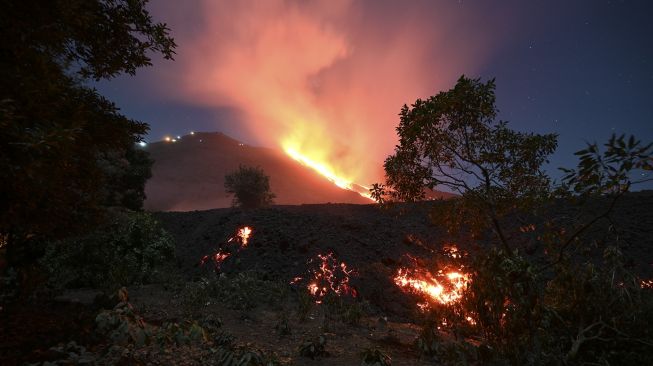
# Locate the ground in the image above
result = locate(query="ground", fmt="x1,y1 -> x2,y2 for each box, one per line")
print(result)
1,194 -> 652,365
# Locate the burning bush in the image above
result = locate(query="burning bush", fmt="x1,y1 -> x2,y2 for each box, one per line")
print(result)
376,76 -> 653,365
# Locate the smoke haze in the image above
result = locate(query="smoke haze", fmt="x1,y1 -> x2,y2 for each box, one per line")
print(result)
154,0 -> 510,185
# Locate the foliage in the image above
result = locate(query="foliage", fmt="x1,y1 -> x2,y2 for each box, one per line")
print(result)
299,335 -> 329,359
95,292 -> 155,348
181,272 -> 289,311
360,348 -> 392,366
225,165 -> 276,209
322,293 -> 368,326
41,211 -> 175,291
213,347 -> 280,366
275,313 -> 292,336
296,288 -> 314,322
415,318 -> 442,358
378,76 -> 653,365
0,0 -> 174,264
375,75 -> 557,253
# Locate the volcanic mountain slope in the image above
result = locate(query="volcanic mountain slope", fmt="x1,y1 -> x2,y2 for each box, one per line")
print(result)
143,132 -> 375,211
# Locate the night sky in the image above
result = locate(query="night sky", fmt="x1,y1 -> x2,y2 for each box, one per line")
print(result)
96,0 -> 653,188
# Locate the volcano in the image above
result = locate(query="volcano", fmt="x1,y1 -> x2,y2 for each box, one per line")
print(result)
143,132 -> 376,211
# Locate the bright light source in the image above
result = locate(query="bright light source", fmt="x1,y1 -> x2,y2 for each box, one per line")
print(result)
190,131 -> 195,135
138,141 -> 147,147
164,136 -> 171,142
172,138 -> 177,142
176,135 -> 181,139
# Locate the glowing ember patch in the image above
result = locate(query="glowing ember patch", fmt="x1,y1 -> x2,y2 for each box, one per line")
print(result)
642,279 -> 653,289
394,260 -> 470,306
199,225 -> 254,272
227,226 -> 253,247
292,252 -> 358,304
283,146 -> 374,201
200,249 -> 231,272
237,226 -> 252,246
394,245 -> 470,308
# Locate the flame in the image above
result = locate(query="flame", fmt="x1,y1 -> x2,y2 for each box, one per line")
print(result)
292,252 -> 358,303
284,145 -> 374,200
200,225 -> 253,272
394,268 -> 469,306
394,245 -> 470,308
227,226 -> 253,247
238,226 -> 252,246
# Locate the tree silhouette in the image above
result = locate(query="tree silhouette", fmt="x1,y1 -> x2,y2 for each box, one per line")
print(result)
0,0 -> 175,263
225,166 -> 276,209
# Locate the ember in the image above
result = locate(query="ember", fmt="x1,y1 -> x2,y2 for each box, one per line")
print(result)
199,225 -> 253,272
227,226 -> 252,247
292,252 -> 358,304
200,249 -> 231,272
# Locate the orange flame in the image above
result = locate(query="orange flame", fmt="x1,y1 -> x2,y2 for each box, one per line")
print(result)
238,226 -> 252,246
394,269 -> 469,306
394,245 -> 470,308
201,225 -> 253,272
283,145 -> 374,200
200,249 -> 231,272
227,226 -> 253,247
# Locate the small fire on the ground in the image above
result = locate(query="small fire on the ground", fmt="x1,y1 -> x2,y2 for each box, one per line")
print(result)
642,279 -> 653,289
393,245 -> 471,310
200,226 -> 253,272
291,252 -> 358,304
228,226 -> 252,246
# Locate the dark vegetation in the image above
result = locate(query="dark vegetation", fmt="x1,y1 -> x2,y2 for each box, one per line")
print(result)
0,1 -> 652,365
0,0 -> 174,266
373,76 -> 653,364
225,165 -> 276,209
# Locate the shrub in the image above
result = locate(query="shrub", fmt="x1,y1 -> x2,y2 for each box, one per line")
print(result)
377,76 -> 653,365
299,335 -> 329,359
181,272 -> 289,311
224,165 -> 276,209
361,348 -> 392,366
41,210 -> 175,291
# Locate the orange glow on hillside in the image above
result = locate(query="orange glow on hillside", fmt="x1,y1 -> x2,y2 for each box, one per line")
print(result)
174,1 -> 499,202
284,145 -> 373,200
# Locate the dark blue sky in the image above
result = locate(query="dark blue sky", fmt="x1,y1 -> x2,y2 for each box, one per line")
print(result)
97,0 -> 652,187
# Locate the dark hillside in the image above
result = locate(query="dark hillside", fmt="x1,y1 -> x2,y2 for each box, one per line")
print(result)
143,132 -> 373,211
155,192 -> 653,317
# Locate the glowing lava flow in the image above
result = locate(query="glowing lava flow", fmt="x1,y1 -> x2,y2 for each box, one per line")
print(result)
291,252 -> 358,304
394,246 -> 471,309
394,269 -> 469,306
283,146 -> 374,201
200,226 -> 253,272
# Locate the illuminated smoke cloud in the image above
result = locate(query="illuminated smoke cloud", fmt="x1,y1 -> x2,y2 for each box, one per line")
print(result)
156,0 -> 502,187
